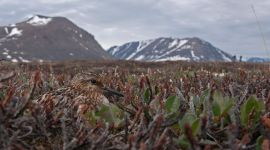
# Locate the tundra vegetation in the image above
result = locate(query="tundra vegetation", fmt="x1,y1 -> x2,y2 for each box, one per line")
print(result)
0,60 -> 270,149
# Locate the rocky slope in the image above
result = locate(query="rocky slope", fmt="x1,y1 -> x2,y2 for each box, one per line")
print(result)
107,37 -> 233,62
0,15 -> 112,62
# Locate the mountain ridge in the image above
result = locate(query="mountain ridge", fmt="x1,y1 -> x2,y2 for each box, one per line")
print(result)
107,37 -> 233,62
0,15 -> 112,62
246,57 -> 270,62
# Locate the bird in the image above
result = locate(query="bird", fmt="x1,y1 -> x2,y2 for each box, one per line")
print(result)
70,72 -> 124,113
38,72 -> 124,115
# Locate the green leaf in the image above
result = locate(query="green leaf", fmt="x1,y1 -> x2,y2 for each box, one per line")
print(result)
201,89 -> 211,101
256,135 -> 263,150
191,95 -> 200,108
190,95 -> 203,116
221,101 -> 233,117
212,101 -> 221,116
127,75 -> 136,83
187,71 -> 195,78
212,91 -> 234,118
0,91 -> 5,100
179,113 -> 196,130
86,111 -> 98,126
165,96 -> 180,113
95,105 -> 109,117
191,118 -> 200,135
213,91 -> 223,102
240,96 -> 264,126
201,89 -> 211,115
178,135 -> 190,149
95,104 -> 124,127
143,88 -> 151,103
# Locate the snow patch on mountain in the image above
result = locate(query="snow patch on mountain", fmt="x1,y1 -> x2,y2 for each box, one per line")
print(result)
11,58 -> 18,63
6,55 -> 12,59
182,45 -> 192,49
169,39 -> 188,49
218,50 -> 231,62
108,37 -> 233,62
191,50 -> 200,60
18,56 -> 30,63
135,55 -> 145,60
126,39 -> 154,60
27,15 -> 52,26
138,40 -> 154,51
156,56 -> 190,62
0,15 -> 112,62
7,28 -> 22,37
168,39 -> 178,49
9,24 -> 16,27
4,27 -> 8,34
109,46 -> 119,55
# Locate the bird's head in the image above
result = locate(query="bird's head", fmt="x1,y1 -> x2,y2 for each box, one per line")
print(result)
71,73 -> 124,97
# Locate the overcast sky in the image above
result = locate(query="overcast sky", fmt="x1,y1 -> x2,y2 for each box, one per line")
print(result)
0,0 -> 270,57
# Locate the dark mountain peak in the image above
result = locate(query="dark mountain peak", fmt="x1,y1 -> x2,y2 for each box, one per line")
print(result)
107,37 -> 233,62
0,15 -> 112,62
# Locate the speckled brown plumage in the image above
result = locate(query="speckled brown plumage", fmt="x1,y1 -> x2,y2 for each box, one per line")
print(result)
70,73 -> 110,109
38,73 -> 123,115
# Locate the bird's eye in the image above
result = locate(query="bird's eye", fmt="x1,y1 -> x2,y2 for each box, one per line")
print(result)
90,79 -> 97,84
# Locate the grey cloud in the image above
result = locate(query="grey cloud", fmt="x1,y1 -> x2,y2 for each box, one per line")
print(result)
0,0 -> 269,57
37,0 -> 81,4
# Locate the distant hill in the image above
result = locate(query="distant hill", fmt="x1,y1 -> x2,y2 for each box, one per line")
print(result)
107,37 -> 233,62
246,57 -> 270,63
0,15 -> 112,62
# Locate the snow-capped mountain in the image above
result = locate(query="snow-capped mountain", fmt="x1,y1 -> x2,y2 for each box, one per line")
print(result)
246,57 -> 270,63
0,15 -> 112,62
107,37 -> 233,62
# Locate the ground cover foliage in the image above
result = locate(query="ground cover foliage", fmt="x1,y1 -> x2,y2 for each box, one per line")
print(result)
0,60 -> 270,149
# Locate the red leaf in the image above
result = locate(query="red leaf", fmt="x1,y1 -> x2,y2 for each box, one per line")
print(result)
262,139 -> 270,150
261,115 -> 270,129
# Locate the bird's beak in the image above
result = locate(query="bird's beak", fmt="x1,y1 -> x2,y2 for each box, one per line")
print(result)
103,87 -> 124,97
